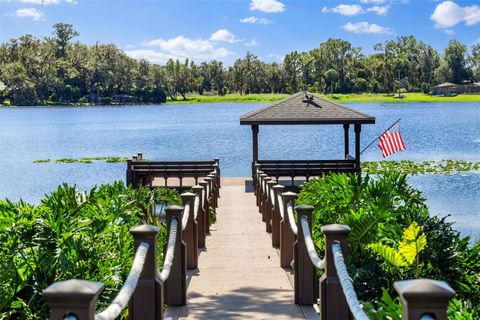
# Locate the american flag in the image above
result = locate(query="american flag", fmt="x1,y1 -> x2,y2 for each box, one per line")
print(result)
378,124 -> 407,158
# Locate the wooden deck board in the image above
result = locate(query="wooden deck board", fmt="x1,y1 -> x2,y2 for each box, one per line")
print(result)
175,178 -> 308,319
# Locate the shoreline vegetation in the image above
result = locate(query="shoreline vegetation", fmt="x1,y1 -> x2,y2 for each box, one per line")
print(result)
33,157 -> 480,175
167,92 -> 480,104
2,92 -> 480,108
2,24 -> 480,107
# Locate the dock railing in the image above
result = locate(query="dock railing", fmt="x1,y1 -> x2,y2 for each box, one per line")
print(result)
127,153 -> 220,190
43,177 -> 219,320
255,170 -> 456,320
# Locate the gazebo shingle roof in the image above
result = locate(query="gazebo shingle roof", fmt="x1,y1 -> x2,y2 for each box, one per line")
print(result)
240,91 -> 375,125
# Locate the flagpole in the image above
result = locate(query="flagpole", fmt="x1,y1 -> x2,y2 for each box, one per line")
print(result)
360,118 -> 401,155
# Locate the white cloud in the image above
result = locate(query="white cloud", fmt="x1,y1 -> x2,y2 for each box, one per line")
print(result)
20,0 -> 75,4
240,16 -> 271,24
342,21 -> 392,34
124,50 -> 178,65
323,4 -> 365,16
444,29 -> 455,35
250,0 -> 285,13
431,1 -> 480,28
210,29 -> 238,43
134,35 -> 233,64
360,0 -> 385,3
15,7 -> 43,20
367,5 -> 389,15
20,0 -> 59,4
245,39 -> 258,47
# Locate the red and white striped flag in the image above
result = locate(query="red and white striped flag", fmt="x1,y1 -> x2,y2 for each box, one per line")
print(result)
378,124 -> 407,158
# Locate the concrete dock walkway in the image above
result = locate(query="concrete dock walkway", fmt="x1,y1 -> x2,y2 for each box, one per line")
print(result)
175,178 -> 306,319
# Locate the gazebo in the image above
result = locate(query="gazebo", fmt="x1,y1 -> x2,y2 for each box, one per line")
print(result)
240,91 -> 375,180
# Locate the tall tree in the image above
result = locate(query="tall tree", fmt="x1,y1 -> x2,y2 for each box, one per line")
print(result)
444,40 -> 470,84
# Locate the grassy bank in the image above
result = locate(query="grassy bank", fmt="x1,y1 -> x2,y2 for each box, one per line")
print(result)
3,92 -> 479,108
167,93 -> 289,104
167,92 -> 480,104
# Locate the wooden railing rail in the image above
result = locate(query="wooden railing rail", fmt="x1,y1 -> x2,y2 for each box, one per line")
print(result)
43,178 -> 219,320
297,205 -> 456,320
253,160 -> 356,186
126,154 -> 220,189
254,168 -> 456,320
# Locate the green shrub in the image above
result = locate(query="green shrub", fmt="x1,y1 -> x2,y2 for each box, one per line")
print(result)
99,97 -> 112,105
297,171 -> 480,309
0,182 -> 179,319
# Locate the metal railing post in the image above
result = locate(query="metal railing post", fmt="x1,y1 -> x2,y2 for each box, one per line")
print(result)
266,180 -> 276,233
181,193 -> 198,269
320,224 -> 351,320
43,280 -> 104,320
199,181 -> 210,233
164,206 -> 187,306
130,224 -> 160,319
280,191 -> 297,268
294,205 -> 318,305
192,185 -> 206,248
394,279 -> 455,320
271,184 -> 285,248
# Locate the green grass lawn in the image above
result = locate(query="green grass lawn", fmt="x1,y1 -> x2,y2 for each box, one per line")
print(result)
167,93 -> 289,104
167,92 -> 480,104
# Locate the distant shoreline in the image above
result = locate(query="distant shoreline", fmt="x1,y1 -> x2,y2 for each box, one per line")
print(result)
2,93 -> 480,107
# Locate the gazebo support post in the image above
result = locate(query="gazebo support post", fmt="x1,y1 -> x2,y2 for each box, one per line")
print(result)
252,125 -> 259,177
354,124 -> 361,173
343,123 -> 349,159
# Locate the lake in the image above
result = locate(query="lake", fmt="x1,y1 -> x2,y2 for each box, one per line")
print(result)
1,102 -> 479,239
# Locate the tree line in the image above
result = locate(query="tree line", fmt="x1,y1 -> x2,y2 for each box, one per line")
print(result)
1,23 -> 479,106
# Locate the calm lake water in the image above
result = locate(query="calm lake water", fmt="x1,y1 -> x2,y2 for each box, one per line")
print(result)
1,102 -> 479,239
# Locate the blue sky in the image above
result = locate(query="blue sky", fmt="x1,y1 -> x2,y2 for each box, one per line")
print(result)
1,0 -> 479,66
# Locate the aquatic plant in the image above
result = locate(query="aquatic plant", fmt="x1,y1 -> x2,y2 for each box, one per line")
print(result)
34,156 -> 130,164
362,160 -> 480,175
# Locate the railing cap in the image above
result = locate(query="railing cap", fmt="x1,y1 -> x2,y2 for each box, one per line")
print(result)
266,180 -> 276,186
130,224 -> 160,235
254,163 -> 261,168
204,177 -> 213,181
260,173 -> 268,177
295,204 -> 314,212
44,279 -> 104,299
199,180 -> 208,186
192,185 -> 203,191
181,192 -> 196,198
165,205 -> 184,212
394,279 -> 455,301
272,184 -> 285,191
321,224 -> 351,235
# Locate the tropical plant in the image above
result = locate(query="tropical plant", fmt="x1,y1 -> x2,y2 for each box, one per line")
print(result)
368,222 -> 426,277
0,182 -> 180,319
296,171 -> 480,311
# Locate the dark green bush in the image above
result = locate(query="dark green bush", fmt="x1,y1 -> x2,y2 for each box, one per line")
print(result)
0,182 -> 179,319
297,171 -> 480,316
99,97 -> 112,105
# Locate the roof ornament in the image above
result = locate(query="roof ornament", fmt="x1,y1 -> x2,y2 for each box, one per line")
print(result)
301,58 -> 319,108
